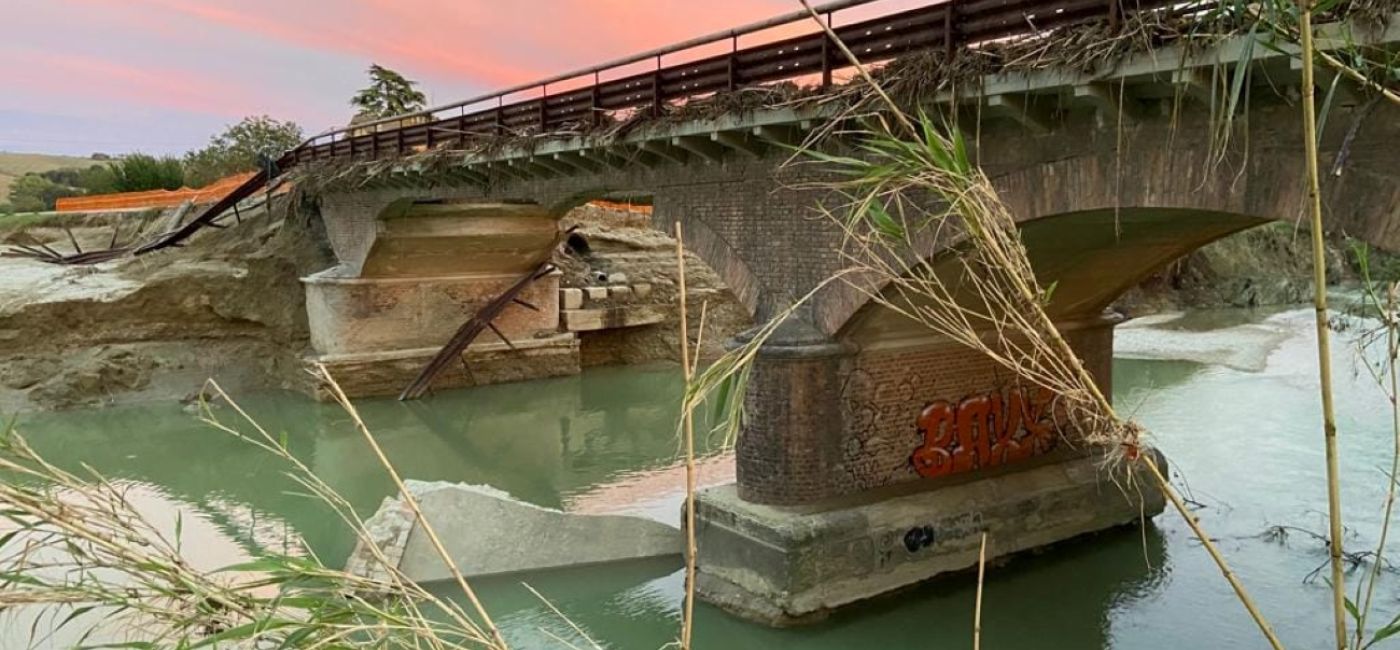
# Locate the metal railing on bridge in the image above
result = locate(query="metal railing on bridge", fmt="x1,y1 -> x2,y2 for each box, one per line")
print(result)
295,0 -> 1173,163
137,0 -> 1176,254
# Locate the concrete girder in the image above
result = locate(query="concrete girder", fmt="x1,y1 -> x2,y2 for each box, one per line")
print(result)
509,159 -> 555,179
672,135 -> 726,163
1072,82 -> 1150,124
552,152 -> 601,173
490,161 -> 531,181
1170,68 -> 1216,106
448,167 -> 488,186
609,144 -> 662,168
711,130 -> 766,158
1291,56 -> 1363,104
640,139 -> 689,164
580,148 -> 628,170
529,155 -> 575,176
752,125 -> 803,148
985,93 -> 1053,135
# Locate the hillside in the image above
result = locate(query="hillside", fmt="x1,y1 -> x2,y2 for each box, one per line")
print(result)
0,151 -> 107,200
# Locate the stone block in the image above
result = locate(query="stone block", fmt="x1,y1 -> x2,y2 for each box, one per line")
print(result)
609,285 -> 633,301
585,286 -> 609,302
633,282 -> 653,299
560,287 -> 584,310
563,306 -> 666,332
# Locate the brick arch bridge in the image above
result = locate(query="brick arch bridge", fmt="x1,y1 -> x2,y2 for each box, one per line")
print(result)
284,3 -> 1400,625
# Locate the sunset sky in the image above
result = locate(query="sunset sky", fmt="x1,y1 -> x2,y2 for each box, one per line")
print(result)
0,0 -> 853,157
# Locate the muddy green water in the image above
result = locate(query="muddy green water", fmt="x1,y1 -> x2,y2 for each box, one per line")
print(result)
12,306 -> 1400,649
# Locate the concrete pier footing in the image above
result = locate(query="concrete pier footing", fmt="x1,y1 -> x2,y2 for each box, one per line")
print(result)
693,449 -> 1166,625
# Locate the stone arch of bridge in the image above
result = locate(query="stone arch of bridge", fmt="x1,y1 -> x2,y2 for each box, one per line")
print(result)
832,207 -> 1273,343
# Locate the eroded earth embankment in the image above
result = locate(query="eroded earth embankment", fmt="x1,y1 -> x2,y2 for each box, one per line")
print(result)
0,203 -> 750,412
0,207 -> 330,411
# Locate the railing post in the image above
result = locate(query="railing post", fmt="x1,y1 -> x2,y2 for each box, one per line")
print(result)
652,54 -> 663,118
425,117 -> 435,150
944,0 -> 960,60
1108,0 -> 1122,33
495,97 -> 505,137
591,71 -> 602,128
396,124 -> 405,153
539,83 -> 549,132
458,108 -> 467,149
820,12 -> 833,89
728,35 -> 738,92
349,133 -> 357,158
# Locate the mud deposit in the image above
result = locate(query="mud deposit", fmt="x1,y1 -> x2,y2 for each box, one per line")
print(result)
0,207 -> 331,411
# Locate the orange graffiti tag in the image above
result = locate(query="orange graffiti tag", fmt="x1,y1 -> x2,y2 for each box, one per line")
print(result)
910,387 -> 1058,479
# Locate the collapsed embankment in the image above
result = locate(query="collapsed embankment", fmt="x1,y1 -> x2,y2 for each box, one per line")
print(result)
0,203 -> 751,412
0,206 -> 332,411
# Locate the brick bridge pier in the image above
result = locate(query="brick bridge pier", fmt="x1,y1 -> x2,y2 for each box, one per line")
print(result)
294,15 -> 1400,624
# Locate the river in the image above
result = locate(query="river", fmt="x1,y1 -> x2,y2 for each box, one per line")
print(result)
8,304 -> 1399,649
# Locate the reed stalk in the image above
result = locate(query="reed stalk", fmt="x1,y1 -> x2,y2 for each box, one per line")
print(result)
1355,283 -> 1400,648
1297,2 -> 1350,647
974,532 -> 987,650
795,3 -> 1286,647
675,222 -> 699,650
316,364 -> 508,649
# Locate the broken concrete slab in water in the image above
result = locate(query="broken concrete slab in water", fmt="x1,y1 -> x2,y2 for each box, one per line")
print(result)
346,480 -> 681,584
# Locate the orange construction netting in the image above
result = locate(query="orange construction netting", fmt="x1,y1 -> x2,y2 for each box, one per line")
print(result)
54,172 -> 260,213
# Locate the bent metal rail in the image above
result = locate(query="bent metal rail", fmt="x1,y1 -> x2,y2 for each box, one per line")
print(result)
136,0 -> 1174,254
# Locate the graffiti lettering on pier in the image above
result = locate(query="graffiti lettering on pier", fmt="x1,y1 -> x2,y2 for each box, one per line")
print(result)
910,387 -> 1058,479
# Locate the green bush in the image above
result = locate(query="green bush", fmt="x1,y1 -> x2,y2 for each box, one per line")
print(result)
183,116 -> 303,187
7,174 -> 80,212
111,154 -> 185,192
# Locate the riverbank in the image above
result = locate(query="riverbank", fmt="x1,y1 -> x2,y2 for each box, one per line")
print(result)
1114,221 -> 1379,315
0,202 -> 750,412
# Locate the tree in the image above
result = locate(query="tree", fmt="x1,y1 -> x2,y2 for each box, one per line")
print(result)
37,165 -> 114,194
111,154 -> 185,192
77,164 -> 118,194
7,174 -> 81,212
350,64 -> 427,120
183,115 -> 304,188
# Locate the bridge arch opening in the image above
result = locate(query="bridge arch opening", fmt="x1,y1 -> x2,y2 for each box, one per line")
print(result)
834,207 -> 1272,342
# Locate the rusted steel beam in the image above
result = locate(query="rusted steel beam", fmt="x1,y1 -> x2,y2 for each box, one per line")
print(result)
398,258 -> 560,401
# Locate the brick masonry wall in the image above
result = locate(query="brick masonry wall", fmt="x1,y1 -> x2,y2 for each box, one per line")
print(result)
738,320 -> 1115,504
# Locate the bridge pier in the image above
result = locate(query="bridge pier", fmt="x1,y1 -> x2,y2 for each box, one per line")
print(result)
693,311 -> 1166,624
300,200 -> 579,398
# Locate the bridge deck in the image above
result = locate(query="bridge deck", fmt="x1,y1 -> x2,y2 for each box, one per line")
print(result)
136,0 -> 1397,253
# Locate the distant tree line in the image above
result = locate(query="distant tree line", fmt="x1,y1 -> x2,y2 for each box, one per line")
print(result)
4,63 -> 428,214
3,116 -> 303,214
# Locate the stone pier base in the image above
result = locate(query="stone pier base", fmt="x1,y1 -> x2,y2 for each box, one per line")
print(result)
693,449 -> 1166,625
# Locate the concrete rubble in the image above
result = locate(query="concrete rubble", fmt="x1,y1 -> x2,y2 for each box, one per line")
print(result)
346,480 -> 681,583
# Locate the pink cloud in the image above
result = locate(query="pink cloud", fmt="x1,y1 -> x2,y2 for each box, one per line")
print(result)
5,48 -> 257,118
77,0 -> 820,95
